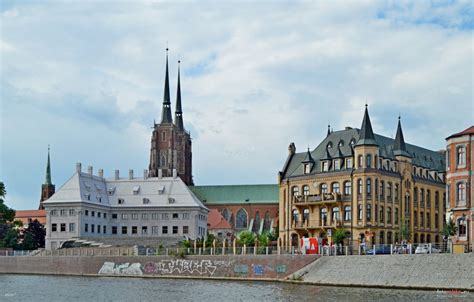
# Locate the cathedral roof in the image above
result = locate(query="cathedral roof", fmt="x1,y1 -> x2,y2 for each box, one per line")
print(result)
190,184 -> 278,205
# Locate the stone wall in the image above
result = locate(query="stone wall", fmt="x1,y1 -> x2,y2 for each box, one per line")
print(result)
0,254 -> 317,280
296,254 -> 474,290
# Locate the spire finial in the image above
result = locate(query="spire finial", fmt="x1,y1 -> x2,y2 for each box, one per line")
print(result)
44,146 -> 52,185
160,47 -> 173,124
175,58 -> 184,130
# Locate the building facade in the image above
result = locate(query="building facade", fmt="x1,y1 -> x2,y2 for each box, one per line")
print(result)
190,184 -> 278,235
43,164 -> 208,250
149,50 -> 193,186
279,106 -> 446,248
446,126 -> 474,251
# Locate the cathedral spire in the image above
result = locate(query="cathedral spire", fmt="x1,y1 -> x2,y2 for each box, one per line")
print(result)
175,60 -> 184,130
393,116 -> 410,157
356,104 -> 378,146
45,145 -> 52,185
160,48 -> 173,124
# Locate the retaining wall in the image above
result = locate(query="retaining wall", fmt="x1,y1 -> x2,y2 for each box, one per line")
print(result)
0,254 -> 318,280
296,254 -> 474,291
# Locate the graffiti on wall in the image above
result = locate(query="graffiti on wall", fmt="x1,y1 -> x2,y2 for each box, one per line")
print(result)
98,262 -> 143,276
143,259 -> 233,276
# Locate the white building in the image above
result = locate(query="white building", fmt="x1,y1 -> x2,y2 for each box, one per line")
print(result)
43,163 -> 208,250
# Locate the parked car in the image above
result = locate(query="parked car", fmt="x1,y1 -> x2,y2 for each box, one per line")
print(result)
415,244 -> 441,254
366,245 -> 392,255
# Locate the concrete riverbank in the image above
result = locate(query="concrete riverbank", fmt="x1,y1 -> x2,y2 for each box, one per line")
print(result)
1,254 -> 473,291
293,253 -> 474,291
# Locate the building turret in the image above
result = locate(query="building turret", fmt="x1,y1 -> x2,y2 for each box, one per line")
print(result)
393,116 -> 411,157
356,104 -> 378,147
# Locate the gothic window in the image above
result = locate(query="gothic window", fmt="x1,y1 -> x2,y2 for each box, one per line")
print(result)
161,156 -> 166,167
380,181 -> 385,199
414,187 -> 418,206
253,211 -> 261,233
394,184 -> 399,202
456,182 -> 466,206
387,182 -> 392,199
344,181 -> 351,195
427,190 -> 431,208
303,185 -> 310,196
332,182 -> 340,193
236,209 -> 248,229
263,211 -> 271,231
420,189 -> 425,207
379,206 -> 384,223
435,191 -> 439,209
456,146 -> 466,166
222,208 -> 231,221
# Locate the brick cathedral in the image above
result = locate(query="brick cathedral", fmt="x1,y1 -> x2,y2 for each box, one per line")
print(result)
148,49 -> 193,185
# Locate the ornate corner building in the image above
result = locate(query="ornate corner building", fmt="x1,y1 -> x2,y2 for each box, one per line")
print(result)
149,50 -> 193,186
446,126 -> 474,250
278,106 -> 446,247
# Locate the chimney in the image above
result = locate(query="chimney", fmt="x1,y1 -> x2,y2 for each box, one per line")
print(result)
129,169 -> 134,180
98,169 -> 104,178
115,170 -> 119,180
143,169 -> 148,179
158,169 -> 163,179
87,166 -> 93,176
288,143 -> 296,155
172,169 -> 177,179
76,162 -> 82,173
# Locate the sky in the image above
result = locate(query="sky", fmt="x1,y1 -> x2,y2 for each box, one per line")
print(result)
1,0 -> 473,210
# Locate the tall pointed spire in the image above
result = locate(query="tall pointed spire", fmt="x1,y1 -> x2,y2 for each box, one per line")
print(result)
45,145 -> 52,185
174,60 -> 184,130
393,116 -> 410,157
356,104 -> 378,146
160,48 -> 173,124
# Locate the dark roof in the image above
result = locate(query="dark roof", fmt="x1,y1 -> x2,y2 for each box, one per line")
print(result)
189,184 -> 279,205
393,118 -> 410,157
281,128 -> 445,179
355,106 -> 377,146
446,126 -> 474,140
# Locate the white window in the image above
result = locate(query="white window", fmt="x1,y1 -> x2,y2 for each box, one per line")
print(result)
304,164 -> 311,174
346,158 -> 353,168
121,213 -> 128,220
60,209 -> 67,216
182,213 -> 190,220
69,209 -> 75,216
133,186 -> 140,195
132,213 -> 139,220
69,223 -> 75,232
152,226 -> 159,234
322,161 -> 329,172
334,160 -> 340,170
457,146 -> 466,166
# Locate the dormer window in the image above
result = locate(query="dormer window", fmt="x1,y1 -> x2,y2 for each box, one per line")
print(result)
85,193 -> 91,201
107,186 -> 116,195
327,142 -> 333,149
143,198 -> 150,204
84,182 -> 91,191
334,159 -> 340,170
168,197 -> 175,204
322,161 -> 329,172
346,158 -> 353,168
304,164 -> 311,174
133,185 -> 140,195
118,198 -> 124,204
350,138 -> 356,146
338,140 -> 344,147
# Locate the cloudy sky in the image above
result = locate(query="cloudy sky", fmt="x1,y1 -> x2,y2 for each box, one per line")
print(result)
1,0 -> 472,210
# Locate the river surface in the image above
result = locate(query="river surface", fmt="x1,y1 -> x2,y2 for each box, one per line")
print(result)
0,274 -> 472,302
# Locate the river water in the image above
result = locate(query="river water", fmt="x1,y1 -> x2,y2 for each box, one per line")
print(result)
0,275 -> 472,301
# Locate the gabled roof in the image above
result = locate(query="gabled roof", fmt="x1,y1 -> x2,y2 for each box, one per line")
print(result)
446,126 -> 474,140
281,127 -> 445,179
207,209 -> 232,230
355,105 -> 378,146
190,184 -> 278,205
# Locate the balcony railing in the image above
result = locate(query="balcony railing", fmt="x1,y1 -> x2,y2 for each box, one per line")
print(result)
292,219 -> 340,229
293,193 -> 348,204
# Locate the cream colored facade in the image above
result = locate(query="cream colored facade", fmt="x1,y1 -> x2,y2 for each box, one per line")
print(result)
278,109 -> 446,248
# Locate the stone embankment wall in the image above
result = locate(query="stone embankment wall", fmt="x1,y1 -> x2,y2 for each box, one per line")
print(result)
0,254 -> 317,280
296,254 -> 474,291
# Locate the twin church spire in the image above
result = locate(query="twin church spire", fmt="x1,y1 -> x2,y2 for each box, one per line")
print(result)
160,48 -> 184,130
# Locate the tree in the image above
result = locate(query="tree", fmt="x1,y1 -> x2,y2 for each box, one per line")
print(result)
442,217 -> 457,238
0,227 -> 19,249
333,228 -> 347,245
23,220 -> 46,249
257,232 -> 269,247
237,230 -> 255,246
0,182 -> 15,223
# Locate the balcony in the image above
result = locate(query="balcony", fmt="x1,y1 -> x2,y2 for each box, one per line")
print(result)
292,219 -> 340,230
293,193 -> 347,205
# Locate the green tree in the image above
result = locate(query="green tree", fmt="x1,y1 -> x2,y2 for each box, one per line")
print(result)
442,217 -> 457,237
237,230 -> 255,246
0,227 -> 19,249
257,232 -> 269,247
23,220 -> 45,249
0,182 -> 16,223
333,228 -> 347,245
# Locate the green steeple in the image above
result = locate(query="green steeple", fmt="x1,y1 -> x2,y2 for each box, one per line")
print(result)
44,146 -> 52,185
356,104 -> 378,146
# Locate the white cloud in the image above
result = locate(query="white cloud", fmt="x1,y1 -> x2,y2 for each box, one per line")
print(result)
1,0 -> 472,209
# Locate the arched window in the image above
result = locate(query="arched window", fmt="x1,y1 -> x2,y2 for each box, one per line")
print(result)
161,156 -> 166,167
414,187 -> 418,206
366,204 -> 372,221
366,154 -> 372,168
332,182 -> 340,193
420,188 -> 425,207
344,181 -> 351,195
379,206 -> 384,223
221,208 -> 231,221
427,190 -> 431,208
292,209 -> 299,224
236,209 -> 248,229
357,179 -> 363,195
366,178 -> 372,196
456,182 -> 466,205
387,182 -> 392,200
303,208 -> 310,223
435,191 -> 439,209
358,155 -> 363,168
320,208 -> 327,226
303,185 -> 310,196
380,181 -> 385,199
332,207 -> 340,223
426,212 -> 430,229
263,211 -> 271,231
458,217 -> 467,237
457,146 -> 466,166
394,184 -> 399,202
379,231 -> 384,245
387,207 -> 392,224
291,186 -> 299,197
358,204 -> 363,220
320,183 -> 328,194
253,211 -> 261,233
344,206 -> 351,221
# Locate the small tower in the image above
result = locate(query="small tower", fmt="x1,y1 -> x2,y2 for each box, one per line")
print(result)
354,104 -> 379,169
39,146 -> 55,209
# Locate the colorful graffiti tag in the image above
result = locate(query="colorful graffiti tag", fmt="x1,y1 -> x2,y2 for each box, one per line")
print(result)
143,259 -> 233,276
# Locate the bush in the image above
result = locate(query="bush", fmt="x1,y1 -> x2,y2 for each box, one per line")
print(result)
237,230 -> 255,246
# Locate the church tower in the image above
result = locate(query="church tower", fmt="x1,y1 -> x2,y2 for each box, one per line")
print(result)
39,146 -> 55,209
148,49 -> 193,185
